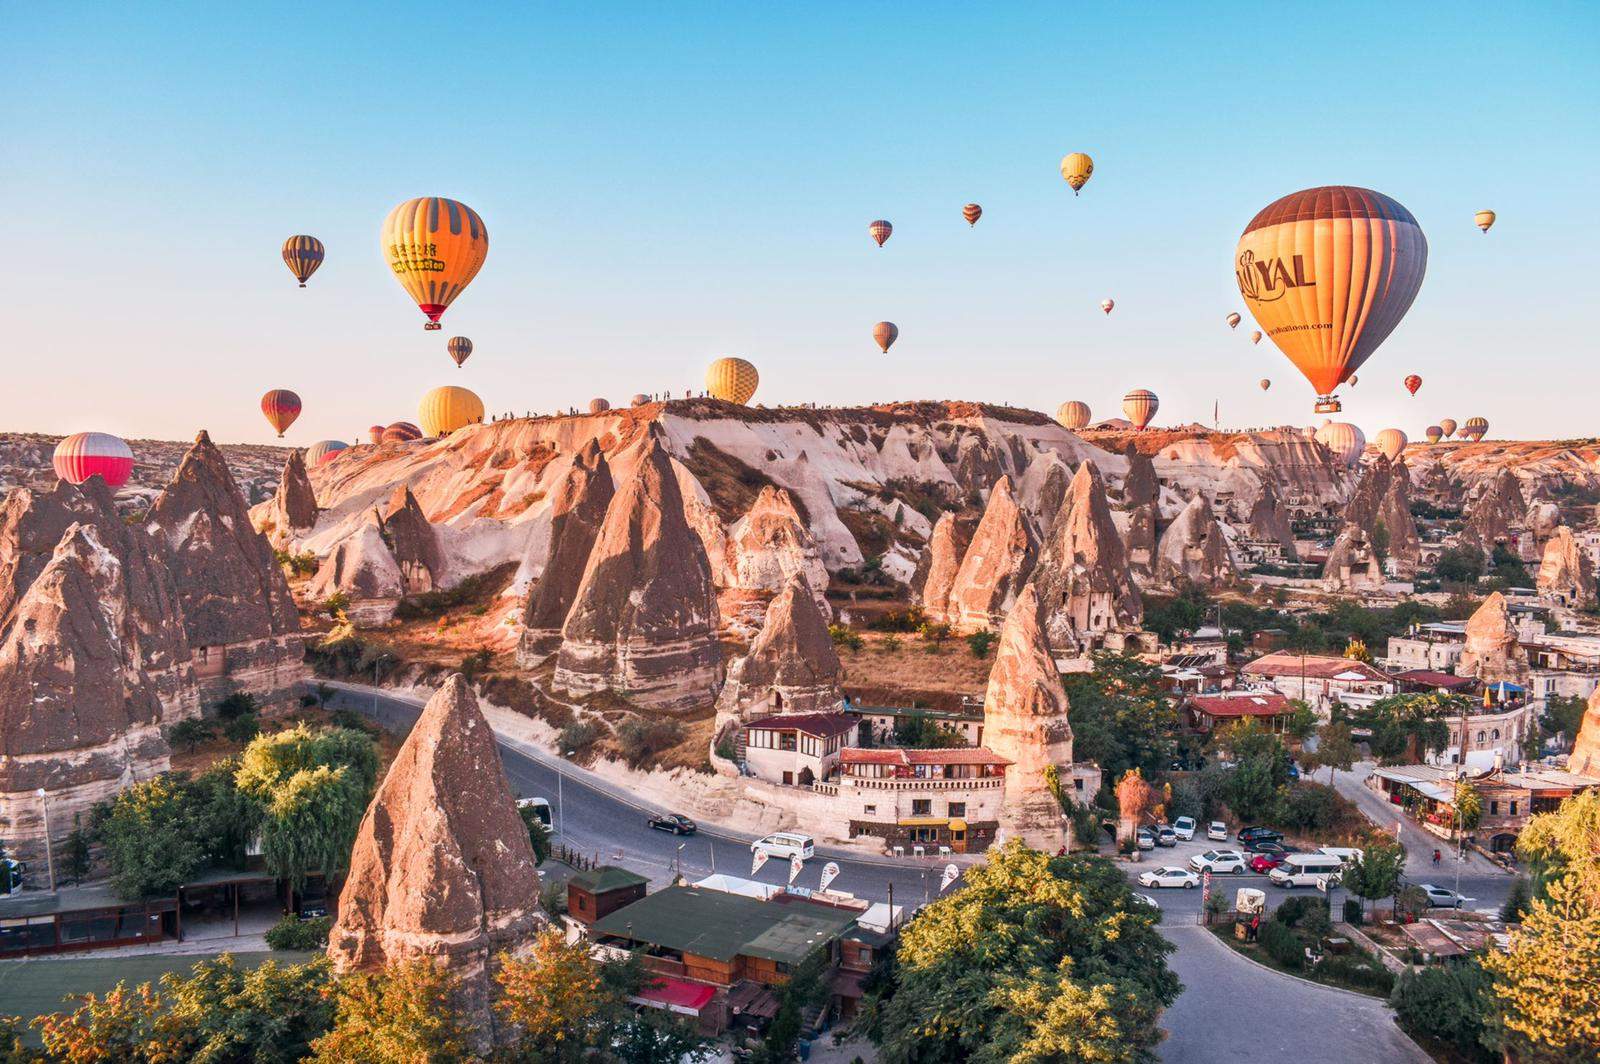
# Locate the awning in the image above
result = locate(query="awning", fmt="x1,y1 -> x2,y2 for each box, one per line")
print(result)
632,977 -> 716,1016
948,819 -> 968,832
896,817 -> 950,827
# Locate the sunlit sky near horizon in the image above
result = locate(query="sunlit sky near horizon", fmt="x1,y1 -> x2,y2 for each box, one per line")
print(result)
7,3 -> 1598,446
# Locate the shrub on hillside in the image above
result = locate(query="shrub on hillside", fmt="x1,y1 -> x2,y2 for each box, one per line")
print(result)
266,914 -> 332,951
1258,919 -> 1303,970
616,718 -> 683,768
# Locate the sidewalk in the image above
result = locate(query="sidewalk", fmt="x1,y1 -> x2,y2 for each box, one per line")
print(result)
1328,763 -> 1507,883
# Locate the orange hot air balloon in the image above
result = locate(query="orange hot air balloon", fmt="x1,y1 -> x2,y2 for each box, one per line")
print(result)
873,321 -> 899,353
1122,389 -> 1158,431
868,220 -> 893,248
1250,330 -> 1262,345
962,203 -> 982,227
282,235 -> 324,287
1056,400 -> 1091,430
368,425 -> 386,444
1100,298 -> 1115,315
1475,210 -> 1496,233
1439,417 -> 1458,439
261,389 -> 302,438
1060,152 -> 1094,195
706,357 -> 759,404
1226,312 -> 1242,329
1236,186 -> 1428,413
1259,379 -> 1272,391
1404,373 -> 1422,396
447,336 -> 473,368
381,197 -> 489,330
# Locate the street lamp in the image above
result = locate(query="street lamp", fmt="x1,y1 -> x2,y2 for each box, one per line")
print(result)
557,750 -> 574,839
33,789 -> 55,893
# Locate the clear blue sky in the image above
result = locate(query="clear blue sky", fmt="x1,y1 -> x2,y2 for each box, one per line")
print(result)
8,2 -> 1597,445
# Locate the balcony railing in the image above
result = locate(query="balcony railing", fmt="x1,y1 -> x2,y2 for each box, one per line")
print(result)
839,776 -> 1004,791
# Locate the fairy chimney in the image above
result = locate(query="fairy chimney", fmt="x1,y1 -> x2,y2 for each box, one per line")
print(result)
379,486 -> 443,595
942,475 -> 1037,631
1031,460 -> 1143,653
716,572 -> 843,725
516,441 -> 614,665
1154,495 -> 1237,589
1537,525 -> 1597,609
1455,592 -> 1530,687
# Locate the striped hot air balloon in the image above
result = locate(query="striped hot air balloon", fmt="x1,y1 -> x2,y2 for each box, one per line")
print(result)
1314,422 -> 1366,468
447,336 -> 473,368
1226,312 -> 1242,329
706,357 -> 759,404
1404,373 -> 1422,396
1122,389 -> 1158,431
305,440 -> 349,466
1060,152 -> 1094,194
261,389 -> 302,437
873,321 -> 899,354
53,432 -> 134,488
589,397 -> 611,414
1462,417 -> 1489,442
1475,210 -> 1496,233
1425,425 -> 1443,444
368,425 -> 386,444
381,421 -> 423,444
1375,428 -> 1408,462
419,385 -> 485,438
381,197 -> 489,330
1439,418 -> 1458,439
282,235 -> 325,287
962,203 -> 982,227
630,393 -> 651,407
868,220 -> 893,248
1055,401 -> 1091,430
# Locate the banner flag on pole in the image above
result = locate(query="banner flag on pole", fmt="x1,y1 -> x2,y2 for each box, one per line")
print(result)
819,861 -> 841,893
939,863 -> 960,893
788,853 -> 804,885
752,849 -> 768,876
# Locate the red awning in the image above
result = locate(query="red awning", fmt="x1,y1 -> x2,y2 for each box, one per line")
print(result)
633,977 -> 716,1016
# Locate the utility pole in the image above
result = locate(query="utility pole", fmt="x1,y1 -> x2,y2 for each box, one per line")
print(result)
34,789 -> 55,893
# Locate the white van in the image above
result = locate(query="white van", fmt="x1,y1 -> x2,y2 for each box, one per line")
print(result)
1318,846 -> 1363,867
752,833 -> 814,862
516,796 -> 553,829
1269,853 -> 1344,888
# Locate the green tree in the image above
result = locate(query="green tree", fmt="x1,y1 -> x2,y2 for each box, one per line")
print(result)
96,776 -> 206,899
1482,872 -> 1600,1061
868,842 -> 1179,1063
1500,877 -> 1533,924
1305,721 -> 1360,785
1454,779 -> 1484,832
1060,653 -> 1180,781
892,714 -> 966,749
519,805 -> 552,866
1541,694 -> 1589,742
167,718 -> 216,753
1357,693 -> 1454,764
1434,545 -> 1485,586
965,630 -> 997,658
1343,841 -> 1406,913
1389,961 -> 1495,1063
310,961 -> 472,1063
1284,700 -> 1319,742
61,816 -> 92,886
155,955 -> 334,1063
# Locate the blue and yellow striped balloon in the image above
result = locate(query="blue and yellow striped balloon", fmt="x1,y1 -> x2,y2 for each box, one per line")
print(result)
282,235 -> 325,287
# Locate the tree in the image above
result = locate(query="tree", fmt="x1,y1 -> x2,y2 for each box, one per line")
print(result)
1371,521 -> 1391,565
1454,779 -> 1483,833
1358,693 -> 1454,764
1284,700 -> 1318,742
167,718 -> 216,753
33,983 -> 166,1063
494,929 -> 613,1062
60,816 -> 92,886
1514,788 -> 1600,896
1060,653 -> 1180,781
965,630 -> 997,658
309,961 -> 472,1063
519,805 -> 551,865
869,842 -> 1179,1063
1305,721 -> 1360,785
1343,841 -> 1406,913
1434,545 -> 1485,586
1343,638 -> 1373,664
1482,873 -> 1600,1061
155,955 -> 333,1063
1389,961 -> 1495,1062
893,714 -> 966,749
96,776 -> 207,899
1500,877 -> 1533,924
1541,694 -> 1589,743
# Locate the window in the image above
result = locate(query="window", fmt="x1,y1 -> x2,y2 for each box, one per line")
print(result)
911,799 -> 932,816
1476,731 -> 1486,744
947,802 -> 966,818
779,733 -> 797,752
1490,801 -> 1499,815
863,804 -> 876,816
1510,801 -> 1518,815
1492,729 -> 1500,740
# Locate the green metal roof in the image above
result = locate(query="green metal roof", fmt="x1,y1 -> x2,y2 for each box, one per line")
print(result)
592,886 -> 857,965
569,865 -> 648,894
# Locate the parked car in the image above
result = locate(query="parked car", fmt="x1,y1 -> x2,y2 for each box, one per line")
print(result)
1415,883 -> 1473,909
648,813 -> 697,835
751,832 -> 814,862
1138,866 -> 1199,889
1172,816 -> 1197,841
1237,826 -> 1285,846
1132,892 -> 1161,908
1190,850 -> 1250,874
516,796 -> 553,829
1155,826 -> 1178,847
1269,852 -> 1345,888
1135,828 -> 1156,851
1249,851 -> 1292,874
296,880 -> 329,920
1244,836 -> 1293,854
1206,821 -> 1229,842
1318,846 -> 1364,867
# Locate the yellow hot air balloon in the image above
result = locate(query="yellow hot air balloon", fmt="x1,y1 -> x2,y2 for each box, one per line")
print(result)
1425,425 -> 1443,444
282,235 -> 324,287
1475,210 -> 1496,233
706,357 -> 759,404
1122,389 -> 1158,431
1060,152 -> 1094,195
418,385 -> 485,437
1236,187 -> 1427,413
1375,428 -> 1408,462
872,321 -> 899,353
1250,330 -> 1263,345
1462,416 -> 1489,441
1056,400 -> 1091,430
1259,378 -> 1272,391
381,197 -> 489,330
1226,312 -> 1242,329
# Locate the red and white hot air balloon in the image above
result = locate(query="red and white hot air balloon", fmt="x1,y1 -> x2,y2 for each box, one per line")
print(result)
868,219 -> 893,247
53,432 -> 134,488
1404,373 -> 1422,396
962,203 -> 982,227
305,439 -> 349,466
1100,298 -> 1115,315
1122,388 -> 1159,430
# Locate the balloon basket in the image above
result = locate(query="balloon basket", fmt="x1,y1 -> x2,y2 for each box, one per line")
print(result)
424,323 -> 441,331
1315,397 -> 1342,413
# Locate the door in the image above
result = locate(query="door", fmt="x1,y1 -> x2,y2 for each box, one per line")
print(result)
951,829 -> 967,854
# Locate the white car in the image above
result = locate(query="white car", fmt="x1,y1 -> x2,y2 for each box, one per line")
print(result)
751,832 -> 814,862
1206,821 -> 1229,841
1138,867 -> 1199,890
1132,892 -> 1161,908
1416,883 -> 1474,909
1189,849 -> 1250,874
1172,816 -> 1197,841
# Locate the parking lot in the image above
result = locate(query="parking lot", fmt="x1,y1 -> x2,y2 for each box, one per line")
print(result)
1120,825 -> 1351,919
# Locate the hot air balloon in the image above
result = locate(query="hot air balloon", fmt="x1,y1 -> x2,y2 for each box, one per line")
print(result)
1404,374 -> 1422,396
1425,425 -> 1443,444
1347,375 -> 1358,387
1060,152 -> 1094,195
589,398 -> 611,414
1439,417 -> 1458,439
381,421 -> 422,444
1122,389 -> 1158,431
1475,210 -> 1496,233
1251,330 -> 1262,345
630,393 -> 651,407
706,357 -> 759,405
418,386 -> 485,438
1236,187 -> 1428,413
1314,422 -> 1366,468
1226,312 -> 1242,330
381,197 -> 489,330
868,220 -> 893,248
873,321 -> 899,354
1462,417 -> 1489,441
261,389 -> 302,438
282,235 -> 325,288
305,439 -> 349,466
1100,298 -> 1115,315
53,432 -> 134,488
1375,428 -> 1408,462
962,203 -> 982,227
1259,379 -> 1272,391
447,336 -> 473,368
368,425 -> 386,444
1056,401 -> 1091,430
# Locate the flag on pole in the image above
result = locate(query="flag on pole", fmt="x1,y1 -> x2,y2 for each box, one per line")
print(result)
939,863 -> 959,893
819,861 -> 841,893
788,853 -> 804,885
752,849 -> 768,876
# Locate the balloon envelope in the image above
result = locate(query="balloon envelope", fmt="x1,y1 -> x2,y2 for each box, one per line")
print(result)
1100,299 -> 1115,315
962,203 -> 982,226
381,422 -> 422,443
1236,186 -> 1427,413
868,220 -> 892,247
873,321 -> 899,353
1463,417 -> 1489,441
1314,422 -> 1366,468
706,357 -> 759,404
1375,428 -> 1408,462
1404,374 -> 1422,396
368,425 -> 386,444
447,336 -> 473,368
381,197 -> 488,330
1227,312 -> 1242,329
261,389 -> 302,438
1056,401 -> 1091,430
305,440 -> 349,466
1439,418 -> 1458,438
1475,210 -> 1496,233
282,235 -> 324,287
418,386 -> 485,438
1425,425 -> 1443,444
1259,379 -> 1272,391
1122,389 -> 1158,431
1060,152 -> 1094,194
589,398 -> 611,414
1251,330 -> 1262,345
53,431 -> 134,488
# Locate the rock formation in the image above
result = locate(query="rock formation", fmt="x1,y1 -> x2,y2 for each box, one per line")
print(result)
913,511 -> 977,620
1154,495 -> 1236,588
716,573 -> 843,725
1340,458 -> 1391,534
1377,463 -> 1423,573
1122,445 -> 1160,576
1030,461 -> 1142,653
1537,525 -> 1596,608
0,525 -> 174,865
1016,449 -> 1072,533
516,442 -> 614,665
941,475 -> 1037,631
1524,501 -> 1562,563
257,449 -> 318,549
308,517 -> 404,627
952,432 -> 1005,500
379,486 -> 443,594
555,433 -> 722,711
1322,523 -> 1384,591
1244,479 -> 1297,561
328,675 -> 544,1056
723,485 -> 828,604
1460,469 -> 1527,557
981,584 -> 1073,851
1454,591 -> 1530,687
1566,686 -> 1600,777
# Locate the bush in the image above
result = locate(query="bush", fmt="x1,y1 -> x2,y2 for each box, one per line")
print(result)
274,549 -> 319,577
616,718 -> 683,768
1343,898 -> 1365,925
322,591 -> 350,615
223,713 -> 262,744
1321,954 -> 1395,995
868,606 -> 925,633
828,624 -> 864,651
1275,895 -> 1326,929
167,718 -> 216,753
265,914 -> 332,951
459,649 -> 492,680
1277,782 -> 1342,832
1258,919 -> 1303,969
1391,962 -> 1493,1060
215,693 -> 260,720
558,719 -> 603,757
1499,876 -> 1532,923
966,631 -> 998,658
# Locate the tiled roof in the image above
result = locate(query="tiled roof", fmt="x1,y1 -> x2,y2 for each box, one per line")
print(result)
743,712 -> 857,737
1242,652 -> 1393,683
1392,669 -> 1475,690
839,746 -> 1012,767
1188,692 -> 1292,718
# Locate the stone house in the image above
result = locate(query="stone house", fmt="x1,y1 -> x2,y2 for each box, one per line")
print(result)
1239,652 -> 1396,717
740,712 -> 855,787
829,747 -> 1014,854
